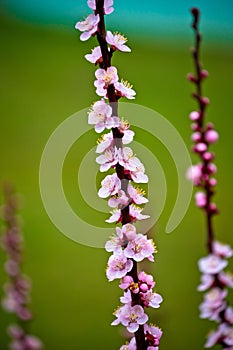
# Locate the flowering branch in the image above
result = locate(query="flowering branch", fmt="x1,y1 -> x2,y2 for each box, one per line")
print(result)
187,8 -> 233,349
0,184 -> 43,350
75,1 -> 163,349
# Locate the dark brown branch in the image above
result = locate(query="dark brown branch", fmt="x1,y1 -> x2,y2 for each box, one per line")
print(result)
191,7 -> 215,254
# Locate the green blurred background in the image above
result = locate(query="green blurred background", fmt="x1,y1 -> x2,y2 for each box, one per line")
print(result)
0,1 -> 233,349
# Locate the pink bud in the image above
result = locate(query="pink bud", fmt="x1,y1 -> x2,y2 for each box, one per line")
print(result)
194,143 -> 207,153
201,69 -> 209,78
207,163 -> 217,174
191,123 -> 200,131
206,122 -> 214,130
201,97 -> 210,105
202,152 -> 214,162
209,203 -> 218,214
205,130 -> 219,144
203,174 -> 209,182
140,283 -> 149,292
191,132 -> 202,142
17,307 -> 32,321
195,192 -> 207,208
189,111 -> 200,121
209,178 -> 217,187
145,274 -> 154,286
187,73 -> 196,82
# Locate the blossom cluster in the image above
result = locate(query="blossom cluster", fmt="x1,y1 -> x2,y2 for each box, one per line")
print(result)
198,241 -> 233,348
1,187 -> 42,350
75,1 -> 163,348
187,7 -> 233,349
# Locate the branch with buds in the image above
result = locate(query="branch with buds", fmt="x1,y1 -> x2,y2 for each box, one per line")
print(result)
187,8 -> 233,349
0,184 -> 43,350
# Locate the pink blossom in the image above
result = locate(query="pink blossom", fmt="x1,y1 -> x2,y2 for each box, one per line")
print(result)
120,290 -> 132,304
2,294 -> 18,313
24,335 -> 43,350
225,307 -> 233,324
120,337 -> 136,350
96,132 -> 113,153
16,306 -> 32,321
140,290 -> 163,308
213,241 -> 233,259
117,147 -> 136,169
127,184 -> 148,204
119,275 -> 139,294
7,324 -> 24,340
138,271 -> 155,291
88,99 -> 119,133
94,66 -> 118,97
4,260 -> 19,277
96,147 -> 119,172
87,0 -> 114,15
108,190 -> 129,208
219,323 -> 233,346
115,81 -> 136,99
197,274 -> 214,291
144,324 -> 162,349
106,251 -> 133,281
122,129 -> 135,145
96,128 -> 134,154
186,164 -> 202,185
199,288 -> 227,321
119,275 -> 134,290
121,223 -> 137,241
124,233 -> 155,262
205,327 -> 221,348
129,204 -> 150,222
198,254 -> 228,274
75,14 -> 100,41
85,46 -> 102,64
106,31 -> 131,52
116,147 -> 148,183
105,208 -> 121,223
111,304 -> 148,333
9,340 -> 24,350
106,204 -> 150,224
118,119 -> 135,143
218,271 -> 233,288
98,173 -> 121,198
105,227 -> 125,253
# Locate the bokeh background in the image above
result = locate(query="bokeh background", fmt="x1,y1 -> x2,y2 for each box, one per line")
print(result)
0,0 -> 233,349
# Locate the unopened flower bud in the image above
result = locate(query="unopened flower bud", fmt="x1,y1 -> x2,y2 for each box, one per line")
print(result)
209,178 -> 217,187
209,203 -> 218,214
201,69 -> 209,78
189,111 -> 200,121
195,192 -> 207,208
187,73 -> 196,82
201,97 -> 210,105
194,143 -> 207,153
207,163 -> 217,174
202,152 -> 214,162
140,283 -> 149,292
192,132 -> 202,142
205,130 -> 219,144
191,123 -> 200,131
206,122 -> 214,130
